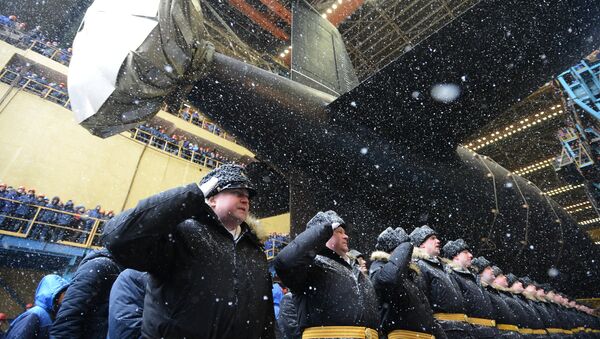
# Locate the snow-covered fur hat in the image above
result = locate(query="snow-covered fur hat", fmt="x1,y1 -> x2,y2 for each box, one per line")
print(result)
376,227 -> 409,252
491,265 -> 503,277
519,276 -> 535,288
441,238 -> 470,259
471,256 -> 492,273
505,273 -> 519,286
409,225 -> 437,247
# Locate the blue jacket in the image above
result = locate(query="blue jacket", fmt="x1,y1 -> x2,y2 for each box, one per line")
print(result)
5,274 -> 69,339
272,283 -> 284,320
107,269 -> 148,339
56,203 -> 74,226
15,194 -> 37,217
50,249 -> 123,339
1,191 -> 19,214
39,202 -> 60,223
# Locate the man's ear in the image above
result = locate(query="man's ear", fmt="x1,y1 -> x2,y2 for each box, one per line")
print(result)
207,195 -> 217,208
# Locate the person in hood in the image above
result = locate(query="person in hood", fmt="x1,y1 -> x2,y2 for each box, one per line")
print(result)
5,274 -> 69,339
107,269 -> 148,339
409,225 -> 474,339
274,210 -> 378,339
102,164 -> 275,339
370,226 -> 446,339
441,239 -> 497,338
49,248 -> 123,339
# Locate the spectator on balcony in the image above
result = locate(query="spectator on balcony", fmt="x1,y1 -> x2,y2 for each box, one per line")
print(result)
35,194 -> 46,206
52,200 -> 75,242
70,205 -> 88,243
0,183 -> 7,210
13,188 -> 37,232
0,186 -> 24,231
31,196 -> 60,241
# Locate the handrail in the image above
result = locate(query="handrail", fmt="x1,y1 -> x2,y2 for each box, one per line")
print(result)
0,24 -> 71,65
131,128 -> 227,169
0,68 -> 70,107
0,196 -> 286,256
0,196 -> 105,249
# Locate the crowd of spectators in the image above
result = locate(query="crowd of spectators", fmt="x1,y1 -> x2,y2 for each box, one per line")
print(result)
133,123 -> 236,168
174,105 -> 237,142
0,182 -> 112,246
0,63 -> 69,106
0,13 -> 72,65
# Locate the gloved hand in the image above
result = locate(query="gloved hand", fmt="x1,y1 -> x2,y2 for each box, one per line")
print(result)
306,210 -> 345,230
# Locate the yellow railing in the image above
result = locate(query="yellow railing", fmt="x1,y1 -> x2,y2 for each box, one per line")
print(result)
0,68 -> 70,108
0,196 -> 105,249
0,24 -> 71,65
28,40 -> 71,65
131,128 -> 227,169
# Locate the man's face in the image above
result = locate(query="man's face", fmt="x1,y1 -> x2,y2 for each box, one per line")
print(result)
480,267 -> 495,284
420,235 -> 440,257
17,188 -> 24,194
208,188 -> 250,226
536,288 -> 545,298
494,274 -> 508,288
454,250 -> 473,268
525,284 -> 537,294
511,281 -> 524,293
326,226 -> 349,255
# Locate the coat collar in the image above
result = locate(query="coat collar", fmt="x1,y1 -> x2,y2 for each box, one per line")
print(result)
441,258 -> 472,275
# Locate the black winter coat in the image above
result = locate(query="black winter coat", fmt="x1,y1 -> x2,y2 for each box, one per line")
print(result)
108,269 -> 148,339
274,223 -> 378,332
370,243 -> 446,337
412,248 -> 471,336
50,249 -> 122,339
412,249 -> 466,315
102,183 -> 275,339
518,295 -> 547,330
486,286 -> 517,324
446,265 -> 496,338
497,289 -> 528,329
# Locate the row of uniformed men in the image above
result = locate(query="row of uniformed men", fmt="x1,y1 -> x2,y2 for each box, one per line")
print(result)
273,212 -> 600,339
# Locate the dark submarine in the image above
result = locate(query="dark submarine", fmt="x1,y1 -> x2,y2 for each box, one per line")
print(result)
70,0 -> 600,296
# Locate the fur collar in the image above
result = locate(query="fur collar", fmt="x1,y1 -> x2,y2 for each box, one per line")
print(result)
412,247 -> 434,260
491,283 -> 511,292
244,214 -> 269,242
370,250 -> 391,261
441,258 -> 471,274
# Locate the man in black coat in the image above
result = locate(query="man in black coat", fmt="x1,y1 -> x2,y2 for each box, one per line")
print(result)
274,211 -> 378,339
441,240 -> 497,338
409,226 -> 474,339
102,164 -> 275,339
50,248 -> 123,339
370,227 -> 446,339
107,269 -> 148,339
470,259 -> 523,339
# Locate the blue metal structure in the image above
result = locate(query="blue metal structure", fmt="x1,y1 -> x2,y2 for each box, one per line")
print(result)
557,60 -> 600,120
